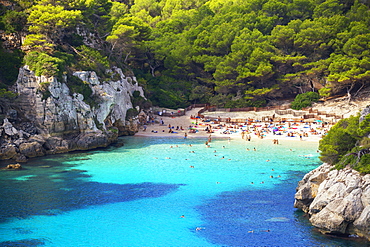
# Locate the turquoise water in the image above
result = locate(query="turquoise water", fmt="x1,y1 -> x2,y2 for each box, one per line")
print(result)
0,136 -> 368,246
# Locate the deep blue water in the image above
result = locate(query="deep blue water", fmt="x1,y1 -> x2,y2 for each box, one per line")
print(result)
0,136 -> 368,246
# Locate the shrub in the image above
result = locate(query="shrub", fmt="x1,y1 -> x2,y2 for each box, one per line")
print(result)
0,89 -> 18,99
319,116 -> 359,164
131,90 -> 151,111
318,87 -> 331,98
291,92 -> 320,110
149,88 -> 187,109
67,74 -> 96,108
209,94 -> 230,107
38,82 -> 51,101
126,108 -> 139,121
0,46 -> 24,88
355,154 -> 370,174
75,45 -> 110,78
24,51 -> 71,78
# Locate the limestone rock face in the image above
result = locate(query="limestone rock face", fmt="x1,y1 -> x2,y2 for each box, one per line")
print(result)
2,118 -> 18,136
19,142 -> 45,158
0,66 -> 144,162
0,144 -> 18,160
295,164 -> 370,240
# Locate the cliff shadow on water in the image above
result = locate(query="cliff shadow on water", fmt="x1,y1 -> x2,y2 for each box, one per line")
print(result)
0,150 -> 183,224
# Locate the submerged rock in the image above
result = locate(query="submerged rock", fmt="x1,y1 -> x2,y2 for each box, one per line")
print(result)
4,163 -> 22,170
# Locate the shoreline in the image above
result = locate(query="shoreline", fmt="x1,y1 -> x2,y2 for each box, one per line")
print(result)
135,107 -> 326,144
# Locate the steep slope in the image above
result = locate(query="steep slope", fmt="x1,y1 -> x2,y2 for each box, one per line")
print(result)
0,66 -> 144,162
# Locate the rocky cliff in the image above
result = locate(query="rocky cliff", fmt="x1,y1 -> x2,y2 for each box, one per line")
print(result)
294,163 -> 370,240
0,66 -> 144,162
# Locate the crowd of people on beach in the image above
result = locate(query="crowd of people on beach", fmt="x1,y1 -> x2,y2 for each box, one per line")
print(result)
141,113 -> 332,142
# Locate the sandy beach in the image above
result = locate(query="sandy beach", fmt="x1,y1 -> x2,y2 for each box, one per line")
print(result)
135,107 -> 328,143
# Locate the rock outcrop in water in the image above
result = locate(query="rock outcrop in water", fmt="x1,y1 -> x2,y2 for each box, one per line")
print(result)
0,66 -> 145,162
294,163 -> 370,240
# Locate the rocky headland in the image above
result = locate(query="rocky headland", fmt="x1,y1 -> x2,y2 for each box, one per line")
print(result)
295,105 -> 370,241
0,66 -> 144,162
294,163 -> 370,240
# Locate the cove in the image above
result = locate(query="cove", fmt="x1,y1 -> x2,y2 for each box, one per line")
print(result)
0,136 -> 367,246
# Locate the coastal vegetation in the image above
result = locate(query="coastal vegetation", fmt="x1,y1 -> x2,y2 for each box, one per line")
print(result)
1,1 -> 369,155
319,112 -> 370,173
0,0 -> 369,109
290,92 -> 320,110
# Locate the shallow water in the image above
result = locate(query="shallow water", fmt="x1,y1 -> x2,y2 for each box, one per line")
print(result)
0,136 -> 368,246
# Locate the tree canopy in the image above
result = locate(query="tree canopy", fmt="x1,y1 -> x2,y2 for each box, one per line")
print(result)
0,0 -> 369,108
319,113 -> 370,174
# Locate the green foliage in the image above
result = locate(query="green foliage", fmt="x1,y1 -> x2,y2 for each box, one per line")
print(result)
319,116 -> 360,164
131,90 -> 152,111
23,34 -> 54,51
335,146 -> 358,170
318,87 -> 331,98
291,91 -> 320,110
189,85 -> 213,104
66,74 -> 94,106
75,46 -> 110,78
27,4 -> 82,44
126,108 -> 139,121
358,114 -> 370,136
24,51 -> 73,78
3,0 -> 370,109
355,154 -> 370,174
0,46 -> 24,88
0,89 -> 18,99
359,137 -> 370,149
24,51 -> 63,77
208,94 -> 230,107
36,81 -> 51,101
149,88 -> 188,109
1,10 -> 27,33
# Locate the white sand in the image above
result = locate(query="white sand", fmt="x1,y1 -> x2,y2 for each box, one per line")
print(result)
135,107 -> 326,143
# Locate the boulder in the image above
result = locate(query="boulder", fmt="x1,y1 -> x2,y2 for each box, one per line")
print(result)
310,200 -> 348,234
295,164 -> 370,240
2,118 -> 18,137
354,206 -> 370,239
19,142 -> 45,158
0,144 -> 18,160
73,132 -> 110,150
15,154 -> 28,163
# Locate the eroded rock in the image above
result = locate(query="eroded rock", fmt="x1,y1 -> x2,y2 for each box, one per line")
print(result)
295,164 -> 370,240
